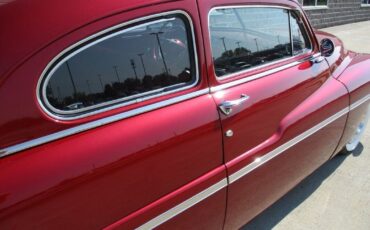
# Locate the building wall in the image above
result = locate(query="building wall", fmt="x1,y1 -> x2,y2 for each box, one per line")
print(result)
298,0 -> 370,28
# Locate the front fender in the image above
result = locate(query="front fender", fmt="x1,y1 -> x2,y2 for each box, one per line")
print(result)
314,30 -> 357,80
332,53 -> 370,155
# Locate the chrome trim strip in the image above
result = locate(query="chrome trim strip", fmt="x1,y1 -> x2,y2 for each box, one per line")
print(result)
0,89 -> 209,158
37,10 -> 200,120
210,53 -> 320,92
229,106 -> 349,184
136,178 -> 227,230
350,94 -> 370,111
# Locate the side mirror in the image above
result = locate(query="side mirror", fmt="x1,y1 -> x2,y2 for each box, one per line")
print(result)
320,38 -> 335,57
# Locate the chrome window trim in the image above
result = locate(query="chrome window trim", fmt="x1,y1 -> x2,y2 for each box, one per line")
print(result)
37,10 -> 200,120
210,53 -> 321,92
290,9 -> 314,55
0,89 -> 209,158
208,5 -> 313,80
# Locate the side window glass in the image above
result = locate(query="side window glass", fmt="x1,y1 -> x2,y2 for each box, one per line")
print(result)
209,8 -> 292,77
42,14 -> 197,116
290,12 -> 312,55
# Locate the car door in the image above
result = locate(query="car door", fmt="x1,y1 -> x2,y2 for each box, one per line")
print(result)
0,1 -> 227,229
197,0 -> 349,229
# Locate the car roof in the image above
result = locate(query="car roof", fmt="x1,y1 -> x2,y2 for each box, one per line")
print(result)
0,0 -> 300,81
0,0 -> 176,81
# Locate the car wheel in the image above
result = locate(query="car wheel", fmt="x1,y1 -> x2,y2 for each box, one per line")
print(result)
342,105 -> 370,154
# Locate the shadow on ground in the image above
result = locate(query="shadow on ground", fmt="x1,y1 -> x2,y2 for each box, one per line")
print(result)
242,143 -> 364,230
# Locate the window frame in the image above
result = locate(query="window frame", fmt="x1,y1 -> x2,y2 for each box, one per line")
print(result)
37,10 -> 199,120
361,0 -> 370,6
208,5 -> 313,80
302,0 -> 329,10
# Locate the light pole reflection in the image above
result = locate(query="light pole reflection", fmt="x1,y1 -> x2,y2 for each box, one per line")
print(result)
150,31 -> 169,75
137,53 -> 147,76
254,38 -> 259,52
113,65 -> 121,83
130,59 -> 138,81
98,74 -> 104,92
220,37 -> 228,52
65,61 -> 77,96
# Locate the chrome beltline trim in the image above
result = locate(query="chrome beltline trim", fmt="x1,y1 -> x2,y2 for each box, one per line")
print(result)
210,53 -> 321,92
229,106 -> 349,184
136,178 -> 227,230
0,89 -> 209,158
350,94 -> 370,111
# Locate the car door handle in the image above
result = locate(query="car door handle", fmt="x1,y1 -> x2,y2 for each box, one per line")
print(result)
311,55 -> 325,64
219,94 -> 250,115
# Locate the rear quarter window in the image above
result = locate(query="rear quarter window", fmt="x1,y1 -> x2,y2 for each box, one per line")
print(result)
39,12 -> 197,119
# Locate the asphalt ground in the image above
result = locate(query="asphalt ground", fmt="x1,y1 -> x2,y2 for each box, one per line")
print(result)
242,21 -> 370,230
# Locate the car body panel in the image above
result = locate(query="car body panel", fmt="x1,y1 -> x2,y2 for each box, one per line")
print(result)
0,0 -> 208,149
315,30 -> 370,155
222,77 -> 348,229
0,0 -> 369,229
0,0 -> 228,229
0,93 -> 226,229
198,1 -> 351,228
331,54 -> 370,155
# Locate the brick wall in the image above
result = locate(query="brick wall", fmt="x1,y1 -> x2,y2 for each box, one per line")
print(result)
298,0 -> 370,28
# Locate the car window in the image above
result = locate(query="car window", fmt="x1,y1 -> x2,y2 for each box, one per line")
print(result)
41,13 -> 197,116
209,7 -> 311,77
290,11 -> 311,55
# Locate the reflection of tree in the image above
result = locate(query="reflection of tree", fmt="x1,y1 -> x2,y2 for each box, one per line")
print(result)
221,50 -> 234,58
234,47 -> 251,56
214,42 -> 291,76
142,75 -> 153,90
47,67 -> 193,111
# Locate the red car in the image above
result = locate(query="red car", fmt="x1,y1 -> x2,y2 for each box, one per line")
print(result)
0,0 -> 369,229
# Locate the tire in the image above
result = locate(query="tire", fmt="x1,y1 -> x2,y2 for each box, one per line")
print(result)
341,105 -> 370,154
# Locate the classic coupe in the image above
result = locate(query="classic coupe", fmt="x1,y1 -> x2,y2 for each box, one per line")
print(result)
0,0 -> 369,229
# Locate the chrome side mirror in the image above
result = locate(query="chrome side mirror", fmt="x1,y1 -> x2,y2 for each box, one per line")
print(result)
320,38 -> 335,57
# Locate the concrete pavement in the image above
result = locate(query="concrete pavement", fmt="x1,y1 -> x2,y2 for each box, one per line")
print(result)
243,21 -> 370,230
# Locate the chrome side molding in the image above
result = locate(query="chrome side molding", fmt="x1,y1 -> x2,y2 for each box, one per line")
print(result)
0,89 -> 209,158
136,179 -> 227,230
228,106 -> 349,183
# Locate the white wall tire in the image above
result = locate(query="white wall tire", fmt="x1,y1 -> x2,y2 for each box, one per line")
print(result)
345,105 -> 370,152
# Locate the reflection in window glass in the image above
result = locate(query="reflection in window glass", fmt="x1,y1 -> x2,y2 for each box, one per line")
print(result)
45,15 -> 195,113
210,8 -> 292,77
290,12 -> 311,55
303,0 -> 328,6
303,0 -> 315,6
317,0 -> 328,5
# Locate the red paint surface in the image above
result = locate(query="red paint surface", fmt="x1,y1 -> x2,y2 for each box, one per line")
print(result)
0,0 -> 209,148
0,0 -> 227,229
0,0 -> 369,229
332,54 -> 370,154
0,93 -> 224,229
223,78 -> 349,229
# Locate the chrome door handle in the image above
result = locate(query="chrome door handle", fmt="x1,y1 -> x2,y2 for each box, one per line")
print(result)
219,94 -> 250,115
311,55 -> 325,64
